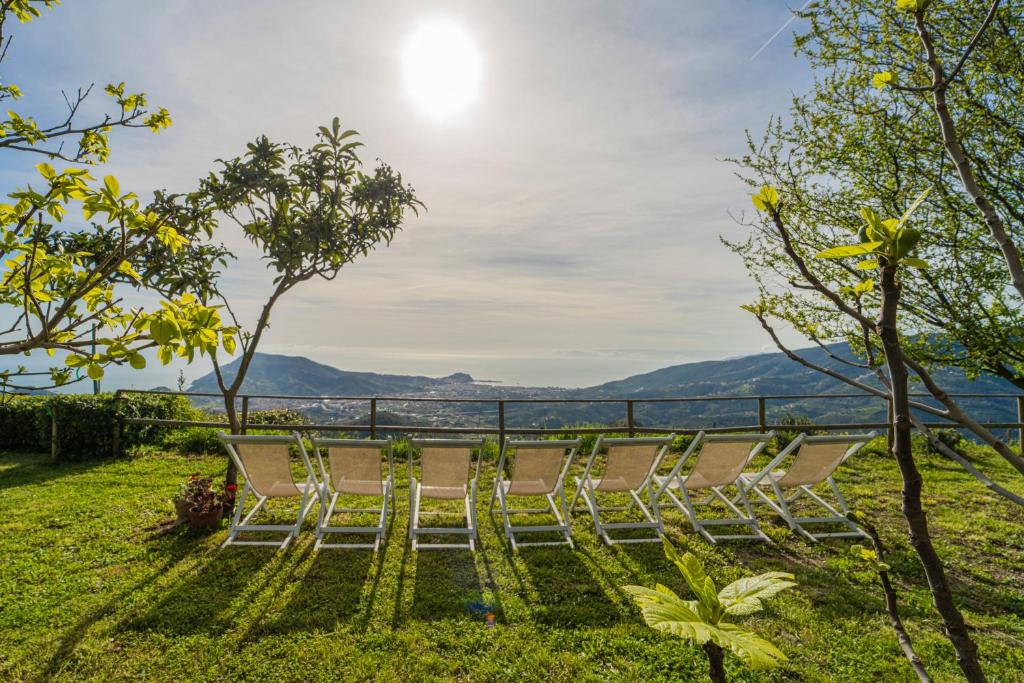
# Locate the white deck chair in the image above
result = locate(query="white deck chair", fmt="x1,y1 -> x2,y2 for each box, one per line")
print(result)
409,438 -> 487,551
571,435 -> 674,545
740,432 -> 875,542
489,438 -> 581,550
311,438 -> 395,551
653,432 -> 773,544
219,432 -> 319,550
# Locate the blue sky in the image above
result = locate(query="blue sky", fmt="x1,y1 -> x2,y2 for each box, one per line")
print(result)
2,1 -> 815,389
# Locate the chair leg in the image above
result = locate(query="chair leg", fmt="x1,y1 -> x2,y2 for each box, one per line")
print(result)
582,484 -> 611,545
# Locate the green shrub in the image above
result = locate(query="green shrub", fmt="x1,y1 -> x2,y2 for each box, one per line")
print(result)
772,413 -> 819,450
0,393 -> 198,461
160,427 -> 224,455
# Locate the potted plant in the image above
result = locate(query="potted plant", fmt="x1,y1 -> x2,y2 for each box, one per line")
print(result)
172,474 -> 201,521
181,476 -> 231,529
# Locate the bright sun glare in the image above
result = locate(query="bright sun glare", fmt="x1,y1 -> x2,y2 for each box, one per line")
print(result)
402,19 -> 482,122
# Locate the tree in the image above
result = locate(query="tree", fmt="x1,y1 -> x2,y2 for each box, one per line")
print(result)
746,185 -> 986,680
623,539 -> 795,683
0,1 -> 171,164
734,0 -> 1024,389
169,118 -> 422,485
729,0 -> 1024,496
0,0 -> 234,395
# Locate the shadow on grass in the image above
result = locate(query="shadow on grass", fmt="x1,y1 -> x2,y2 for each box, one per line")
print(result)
518,546 -> 623,627
36,534 -> 197,682
0,452 -> 109,492
118,544 -> 280,636
408,548 -> 483,623
266,547 -> 375,633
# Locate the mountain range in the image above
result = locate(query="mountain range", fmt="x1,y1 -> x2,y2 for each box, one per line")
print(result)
186,347 -> 1021,431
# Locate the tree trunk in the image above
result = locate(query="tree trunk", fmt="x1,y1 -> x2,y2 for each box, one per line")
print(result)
223,389 -> 240,487
702,642 -> 727,683
877,264 -> 986,682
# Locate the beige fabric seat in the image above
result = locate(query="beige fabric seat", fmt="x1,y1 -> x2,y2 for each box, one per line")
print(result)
653,432 -> 773,544
490,438 -> 580,549
313,438 -> 395,551
219,432 -> 319,550
740,433 -> 875,542
409,438 -> 486,551
571,435 -> 674,546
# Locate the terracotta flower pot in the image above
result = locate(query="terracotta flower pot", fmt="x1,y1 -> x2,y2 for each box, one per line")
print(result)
187,506 -> 224,529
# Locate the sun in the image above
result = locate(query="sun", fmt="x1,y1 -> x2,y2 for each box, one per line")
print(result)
402,19 -> 482,122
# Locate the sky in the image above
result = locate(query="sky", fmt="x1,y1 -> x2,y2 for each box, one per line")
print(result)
1,0 -> 816,390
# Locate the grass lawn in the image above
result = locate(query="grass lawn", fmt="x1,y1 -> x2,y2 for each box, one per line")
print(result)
1,441 -> 1023,682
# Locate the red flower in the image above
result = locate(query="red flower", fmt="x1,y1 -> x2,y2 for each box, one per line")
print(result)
226,484 -> 237,492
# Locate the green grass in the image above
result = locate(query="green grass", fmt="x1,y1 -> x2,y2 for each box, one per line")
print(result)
1,442 -> 1023,682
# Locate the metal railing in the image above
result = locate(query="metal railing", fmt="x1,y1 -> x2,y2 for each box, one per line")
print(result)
111,388 -> 1024,455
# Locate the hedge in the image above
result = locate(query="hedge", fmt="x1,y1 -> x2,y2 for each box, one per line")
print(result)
0,393 -> 199,462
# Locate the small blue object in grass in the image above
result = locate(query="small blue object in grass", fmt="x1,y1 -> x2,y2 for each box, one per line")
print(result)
465,599 -> 497,626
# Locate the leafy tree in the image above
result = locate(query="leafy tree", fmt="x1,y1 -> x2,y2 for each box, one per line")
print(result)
0,1 -> 171,164
624,539 -> 795,683
0,0 -> 234,395
168,118 -> 422,484
733,0 -> 1024,389
747,186 -> 986,680
729,0 -> 1024,493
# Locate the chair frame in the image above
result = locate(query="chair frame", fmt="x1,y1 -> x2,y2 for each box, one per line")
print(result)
311,437 -> 395,551
409,437 -> 487,551
571,435 -> 675,546
740,432 -> 875,542
219,432 -> 319,550
489,438 -> 581,550
654,432 -> 774,544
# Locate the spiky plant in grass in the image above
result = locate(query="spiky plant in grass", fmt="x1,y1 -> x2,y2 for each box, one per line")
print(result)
623,540 -> 796,682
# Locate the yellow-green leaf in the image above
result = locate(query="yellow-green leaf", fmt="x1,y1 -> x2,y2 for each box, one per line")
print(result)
815,242 -> 883,259
87,363 -> 104,380
872,71 -> 895,90
103,175 -> 120,197
751,186 -> 780,212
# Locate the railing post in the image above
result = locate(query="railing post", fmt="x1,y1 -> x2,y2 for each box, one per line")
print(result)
1017,396 -> 1024,458
757,397 -> 767,432
370,398 -> 378,439
627,400 -> 635,437
240,396 -> 249,435
498,400 -> 506,445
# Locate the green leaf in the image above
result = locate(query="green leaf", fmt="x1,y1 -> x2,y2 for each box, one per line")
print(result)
717,623 -> 789,670
86,363 -> 104,380
855,259 -> 879,270
65,354 -> 88,368
894,228 -> 922,258
157,346 -> 173,365
896,187 -> 931,229
128,353 -> 146,370
36,162 -> 56,180
815,241 -> 883,259
719,572 -> 797,616
622,584 -> 718,645
902,257 -> 929,269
